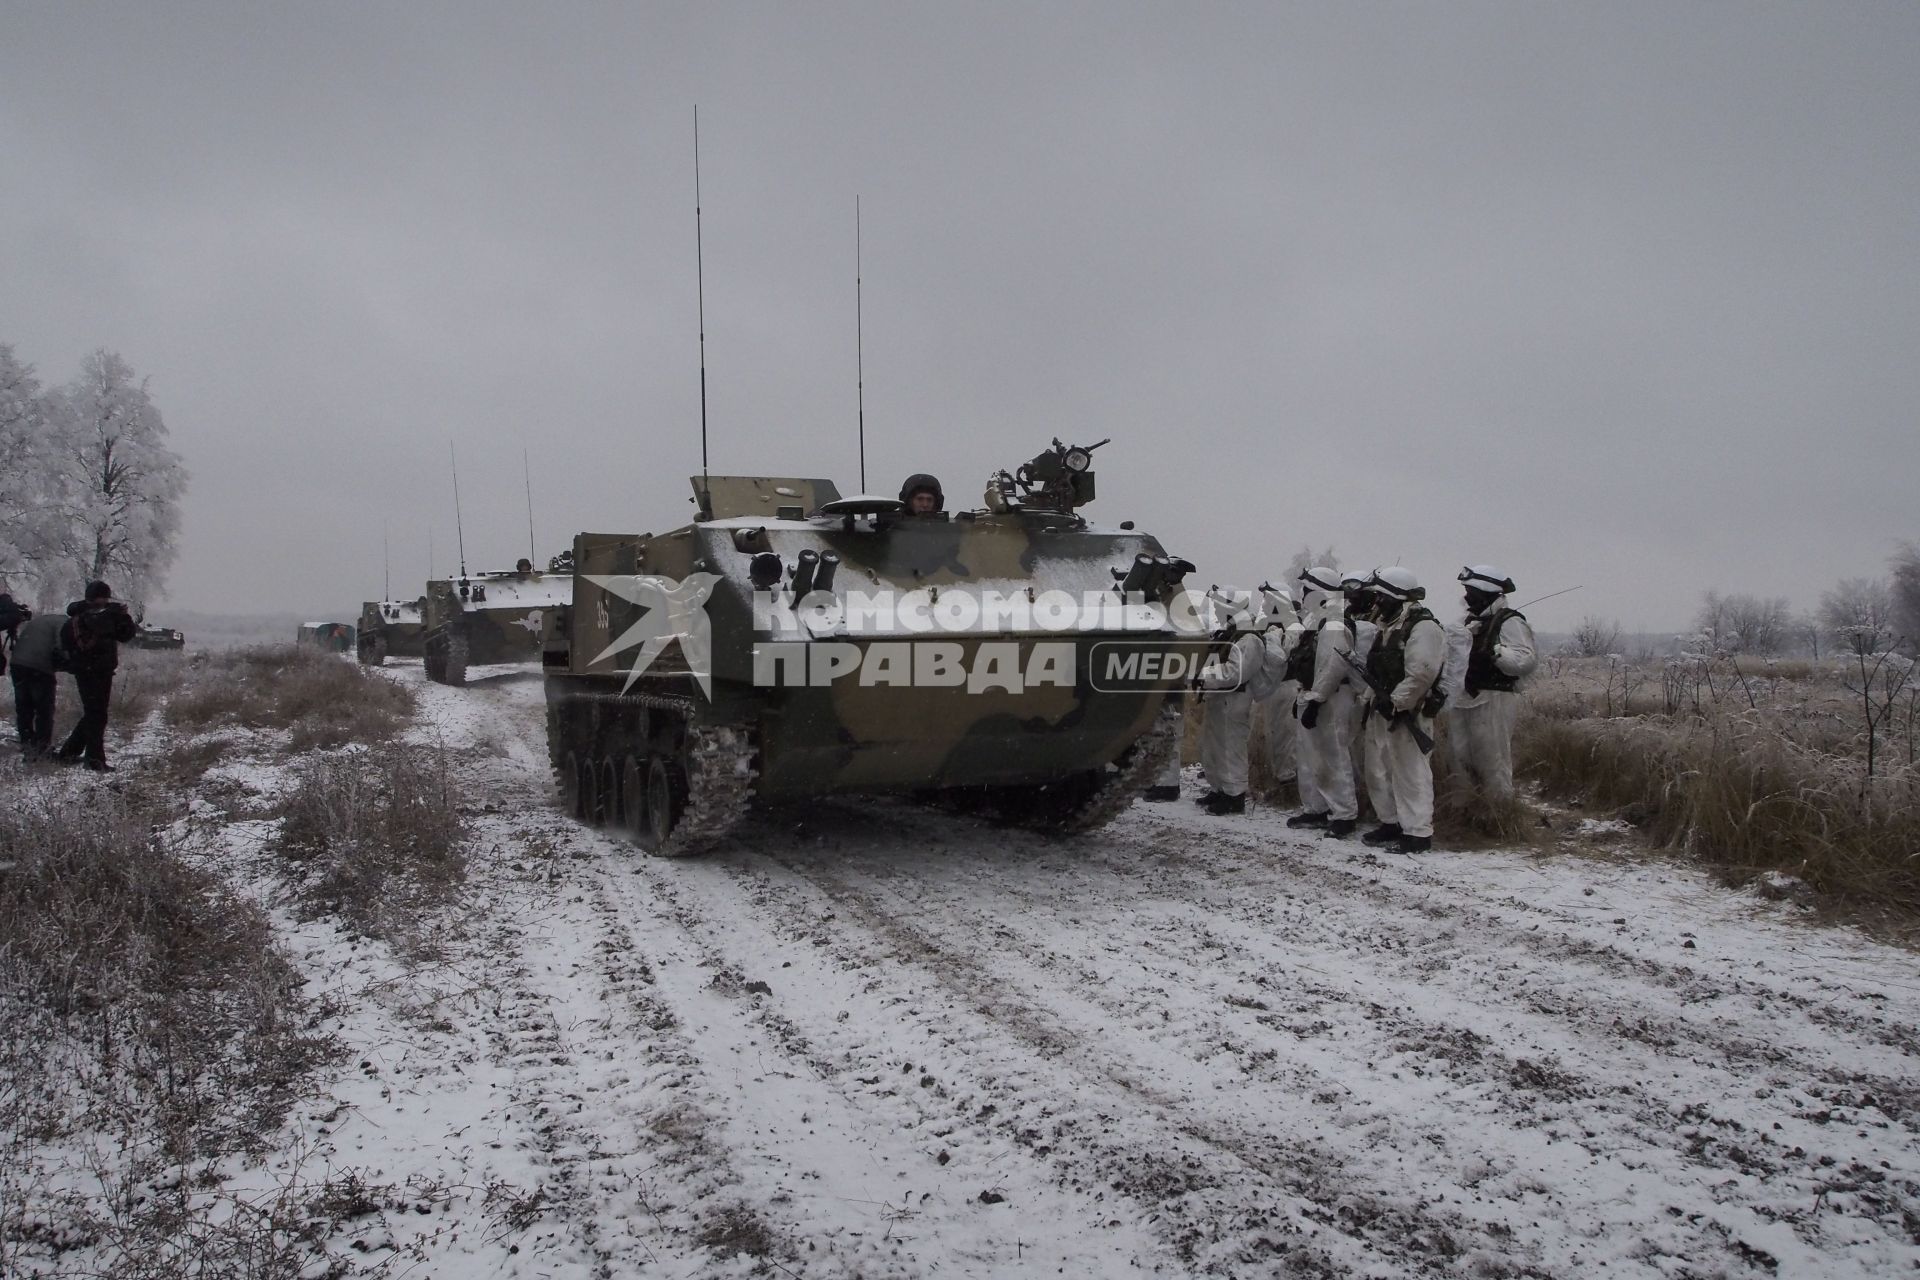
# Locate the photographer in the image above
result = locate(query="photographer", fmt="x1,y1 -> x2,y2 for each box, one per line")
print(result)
55,580 -> 137,772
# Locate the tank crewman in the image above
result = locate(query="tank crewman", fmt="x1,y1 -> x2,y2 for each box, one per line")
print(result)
54,580 -> 138,773
1449,565 -> 1539,802
1288,567 -> 1361,837
898,474 -> 944,516
10,605 -> 63,758
1359,567 -> 1446,854
515,558 -> 535,576
1256,581 -> 1300,789
1195,587 -> 1265,815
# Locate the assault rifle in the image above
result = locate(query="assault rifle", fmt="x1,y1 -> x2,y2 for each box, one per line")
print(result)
1336,648 -> 1435,755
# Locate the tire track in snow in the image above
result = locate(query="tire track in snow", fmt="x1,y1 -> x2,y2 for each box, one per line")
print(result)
641,839 -> 1521,1277
596,845 -> 1189,1278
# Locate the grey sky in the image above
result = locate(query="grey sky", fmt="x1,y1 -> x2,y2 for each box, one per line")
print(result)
3,2 -> 1915,633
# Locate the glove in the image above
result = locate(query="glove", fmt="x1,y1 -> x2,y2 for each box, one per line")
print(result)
1299,699 -> 1321,730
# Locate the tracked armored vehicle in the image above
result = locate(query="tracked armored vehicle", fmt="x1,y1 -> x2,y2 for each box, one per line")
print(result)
357,598 -> 425,665
422,568 -> 569,685
543,438 -> 1200,855
129,622 -> 186,651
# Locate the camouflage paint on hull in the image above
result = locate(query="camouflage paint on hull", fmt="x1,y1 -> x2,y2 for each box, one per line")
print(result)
548,499 -> 1186,802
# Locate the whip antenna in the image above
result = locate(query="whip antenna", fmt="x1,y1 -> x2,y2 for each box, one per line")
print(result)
856,195 -> 866,493
383,523 -> 390,600
1516,584 -> 1583,610
695,106 -> 709,482
450,442 -> 468,579
522,446 -> 537,567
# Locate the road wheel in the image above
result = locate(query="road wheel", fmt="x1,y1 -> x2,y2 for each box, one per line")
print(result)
619,755 -> 648,845
594,758 -> 619,827
561,749 -> 588,821
642,756 -> 688,854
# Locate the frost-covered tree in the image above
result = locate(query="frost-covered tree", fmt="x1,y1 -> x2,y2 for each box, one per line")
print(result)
46,349 -> 188,608
1891,542 -> 1920,654
1693,590 -> 1792,655
1284,545 -> 1340,581
0,344 -> 61,598
1569,615 -> 1622,658
1819,577 -> 1896,657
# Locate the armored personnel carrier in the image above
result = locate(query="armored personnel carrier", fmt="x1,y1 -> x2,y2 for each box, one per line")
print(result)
543,438 -> 1198,855
357,597 -> 425,666
129,622 -> 186,651
422,565 -> 570,685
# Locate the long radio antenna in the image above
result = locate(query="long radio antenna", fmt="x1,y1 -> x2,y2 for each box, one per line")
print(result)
694,105 -> 710,482
522,446 -> 536,567
856,195 -> 866,493
450,442 -> 468,579
383,523 -> 390,600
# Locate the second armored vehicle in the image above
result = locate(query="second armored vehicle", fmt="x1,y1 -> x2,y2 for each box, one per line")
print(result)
357,597 -> 425,665
422,564 -> 570,685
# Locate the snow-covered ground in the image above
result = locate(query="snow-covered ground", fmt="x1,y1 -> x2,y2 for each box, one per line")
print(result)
34,661 -> 1920,1277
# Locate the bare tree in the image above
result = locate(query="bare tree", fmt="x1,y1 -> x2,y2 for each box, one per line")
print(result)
1793,610 -> 1824,660
1284,544 -> 1340,581
1569,615 -> 1622,658
46,350 -> 189,608
1693,590 -> 1792,655
1893,541 -> 1920,654
1820,577 -> 1896,657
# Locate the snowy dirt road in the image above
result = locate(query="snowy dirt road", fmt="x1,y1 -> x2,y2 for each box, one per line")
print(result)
293,665 -> 1920,1278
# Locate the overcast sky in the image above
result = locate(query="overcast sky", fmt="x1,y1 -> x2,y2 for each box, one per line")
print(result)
3,2 -> 1916,632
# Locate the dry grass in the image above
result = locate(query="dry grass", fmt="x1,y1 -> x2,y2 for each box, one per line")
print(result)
0,790 -> 333,1142
165,645 -> 413,750
0,786 -> 340,1277
271,745 -> 468,958
1514,656 -> 1920,914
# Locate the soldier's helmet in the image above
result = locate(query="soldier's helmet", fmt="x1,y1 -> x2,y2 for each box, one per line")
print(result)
898,473 -> 944,513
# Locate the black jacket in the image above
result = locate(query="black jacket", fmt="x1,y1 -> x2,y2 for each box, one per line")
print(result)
61,600 -> 137,675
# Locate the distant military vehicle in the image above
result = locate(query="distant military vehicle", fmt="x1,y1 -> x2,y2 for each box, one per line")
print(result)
129,622 -> 186,651
421,563 -> 570,686
298,622 -> 356,653
542,438 -> 1196,856
357,597 -> 425,665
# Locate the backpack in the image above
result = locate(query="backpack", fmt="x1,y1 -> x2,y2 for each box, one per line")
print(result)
1244,629 -> 1288,701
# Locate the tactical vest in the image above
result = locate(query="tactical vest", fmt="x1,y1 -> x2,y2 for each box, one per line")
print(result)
1465,608 -> 1526,695
1367,605 -> 1445,716
1283,624 -> 1320,686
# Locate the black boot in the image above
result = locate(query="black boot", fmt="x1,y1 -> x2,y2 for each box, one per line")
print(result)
1201,791 -> 1246,815
1394,834 -> 1432,854
1286,811 -> 1329,829
1324,818 -> 1358,838
1143,785 -> 1180,802
1361,822 -> 1403,847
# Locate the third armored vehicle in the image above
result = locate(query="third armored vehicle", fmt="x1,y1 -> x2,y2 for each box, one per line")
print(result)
422,565 -> 570,685
357,598 -> 425,665
543,438 -> 1198,855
